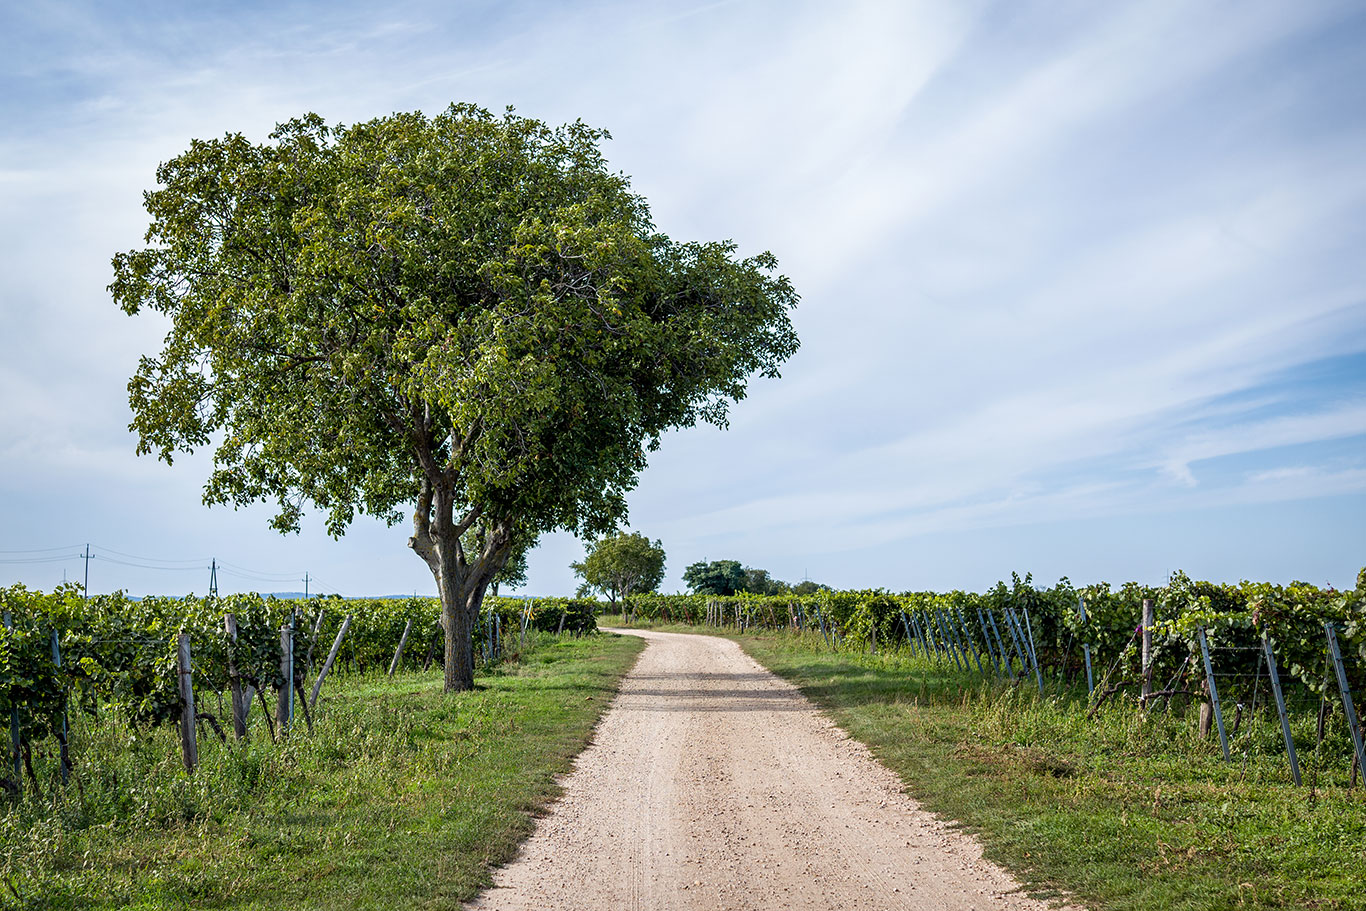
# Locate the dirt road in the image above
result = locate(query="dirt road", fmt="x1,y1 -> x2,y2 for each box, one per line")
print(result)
470,629 -> 1073,911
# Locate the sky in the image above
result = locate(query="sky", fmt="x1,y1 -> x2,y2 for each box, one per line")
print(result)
1,0 -> 1363,598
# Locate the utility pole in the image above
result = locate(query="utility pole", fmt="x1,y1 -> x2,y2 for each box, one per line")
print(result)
303,572 -> 310,599
82,544 -> 90,601
208,558 -> 219,598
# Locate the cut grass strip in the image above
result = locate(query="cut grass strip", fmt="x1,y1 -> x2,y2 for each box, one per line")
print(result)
2,631 -> 644,910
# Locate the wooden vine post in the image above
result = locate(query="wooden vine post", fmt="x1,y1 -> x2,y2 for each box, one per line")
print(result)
225,614 -> 247,739
176,632 -> 198,773
389,618 -> 413,677
310,613 -> 352,713
277,615 -> 294,737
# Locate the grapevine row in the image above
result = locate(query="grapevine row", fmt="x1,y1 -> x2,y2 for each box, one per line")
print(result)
624,569 -> 1366,699
0,585 -> 598,791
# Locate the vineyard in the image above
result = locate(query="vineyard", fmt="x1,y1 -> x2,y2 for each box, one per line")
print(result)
5,569 -> 1364,797
0,585 -> 597,794
2,572 -> 1363,908
622,569 -> 1366,784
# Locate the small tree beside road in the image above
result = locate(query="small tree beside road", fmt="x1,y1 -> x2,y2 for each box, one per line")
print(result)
573,533 -> 666,621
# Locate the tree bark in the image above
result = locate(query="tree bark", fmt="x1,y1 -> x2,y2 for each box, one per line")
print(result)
412,475 -> 514,693
437,547 -> 477,692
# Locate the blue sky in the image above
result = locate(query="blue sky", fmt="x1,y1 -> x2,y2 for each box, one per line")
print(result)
1,0 -> 1363,597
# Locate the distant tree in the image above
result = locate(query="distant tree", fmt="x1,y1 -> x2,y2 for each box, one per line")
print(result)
572,532 -> 666,619
110,104 -> 798,691
742,567 -> 789,595
790,580 -> 830,596
682,559 -> 746,596
685,560 -> 796,595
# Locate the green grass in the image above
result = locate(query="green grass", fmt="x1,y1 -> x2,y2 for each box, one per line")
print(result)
622,620 -> 1366,911
1,630 -> 644,910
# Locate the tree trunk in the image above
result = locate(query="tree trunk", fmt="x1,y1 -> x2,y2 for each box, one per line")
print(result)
436,547 -> 477,692
411,479 -> 514,694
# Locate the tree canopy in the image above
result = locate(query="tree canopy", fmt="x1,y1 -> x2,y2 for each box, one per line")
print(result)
683,560 -> 821,595
682,560 -> 747,596
742,567 -> 786,595
111,104 -> 798,690
572,532 -> 666,616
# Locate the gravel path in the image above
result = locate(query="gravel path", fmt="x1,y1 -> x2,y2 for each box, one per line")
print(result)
469,628 -> 1075,911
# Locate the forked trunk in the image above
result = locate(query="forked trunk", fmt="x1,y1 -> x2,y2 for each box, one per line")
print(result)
411,481 -> 511,693
435,532 -> 481,692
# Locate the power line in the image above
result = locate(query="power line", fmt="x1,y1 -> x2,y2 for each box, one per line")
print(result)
90,555 -> 203,571
217,560 -> 303,581
218,567 -> 307,585
4,544 -> 304,580
3,542 -> 341,596
88,544 -> 208,566
0,554 -> 81,565
307,574 -> 344,596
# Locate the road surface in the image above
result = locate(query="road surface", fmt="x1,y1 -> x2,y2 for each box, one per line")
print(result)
470,628 -> 1074,911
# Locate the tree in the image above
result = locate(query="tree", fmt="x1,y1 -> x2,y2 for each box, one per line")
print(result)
685,560 -> 794,595
572,532 -> 666,619
110,104 -> 799,691
742,567 -> 788,595
683,560 -> 746,596
790,579 -> 831,596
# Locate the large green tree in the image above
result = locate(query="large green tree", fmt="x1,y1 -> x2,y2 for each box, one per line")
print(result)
571,532 -> 666,620
682,559 -> 747,596
683,559 -> 792,595
110,104 -> 798,691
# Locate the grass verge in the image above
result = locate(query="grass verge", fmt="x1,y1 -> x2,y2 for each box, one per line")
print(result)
2,630 -> 644,910
619,620 -> 1365,911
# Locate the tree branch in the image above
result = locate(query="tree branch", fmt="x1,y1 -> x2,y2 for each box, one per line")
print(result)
408,477 -> 439,573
